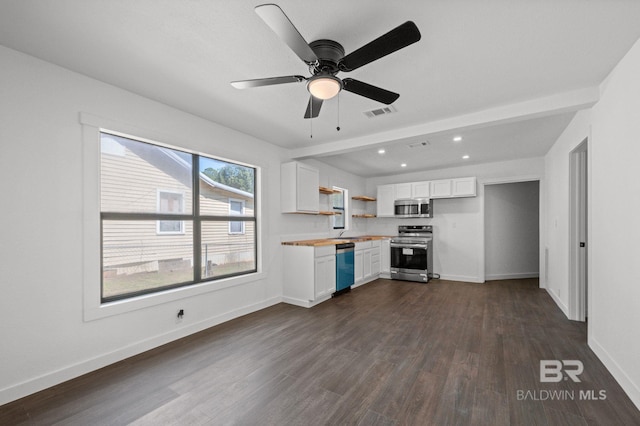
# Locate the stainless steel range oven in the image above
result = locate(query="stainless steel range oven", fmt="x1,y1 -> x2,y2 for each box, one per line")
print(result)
390,225 -> 433,283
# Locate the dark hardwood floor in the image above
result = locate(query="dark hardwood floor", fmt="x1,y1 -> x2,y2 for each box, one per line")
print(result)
2,279 -> 639,425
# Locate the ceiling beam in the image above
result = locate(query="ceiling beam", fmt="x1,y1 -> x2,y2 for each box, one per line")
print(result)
289,86 -> 599,159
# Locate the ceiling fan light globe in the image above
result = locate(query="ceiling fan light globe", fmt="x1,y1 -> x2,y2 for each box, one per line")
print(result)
308,76 -> 341,100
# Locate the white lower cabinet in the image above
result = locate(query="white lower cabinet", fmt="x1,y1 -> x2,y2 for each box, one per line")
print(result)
283,245 -> 336,308
354,240 -> 381,287
354,249 -> 364,283
282,238 -> 387,307
380,238 -> 391,278
371,252 -> 380,277
363,249 -> 372,278
314,255 -> 336,300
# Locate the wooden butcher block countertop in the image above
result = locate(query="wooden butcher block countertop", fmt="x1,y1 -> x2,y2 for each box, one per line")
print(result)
281,235 -> 393,247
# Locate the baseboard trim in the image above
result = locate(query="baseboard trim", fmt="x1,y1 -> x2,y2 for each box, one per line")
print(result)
0,296 -> 282,406
485,272 -> 540,281
282,296 -> 312,308
438,274 -> 484,283
282,294 -> 331,308
589,335 -> 640,411
545,287 -> 569,318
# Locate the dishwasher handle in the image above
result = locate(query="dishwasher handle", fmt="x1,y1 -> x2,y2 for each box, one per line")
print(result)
336,247 -> 354,254
335,243 -> 355,253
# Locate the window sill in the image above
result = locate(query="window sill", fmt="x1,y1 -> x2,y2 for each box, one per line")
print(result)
84,271 -> 266,322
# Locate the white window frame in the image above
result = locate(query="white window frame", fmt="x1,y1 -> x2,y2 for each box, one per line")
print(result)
80,112 -> 264,321
228,198 -> 245,235
332,186 -> 348,230
156,189 -> 185,235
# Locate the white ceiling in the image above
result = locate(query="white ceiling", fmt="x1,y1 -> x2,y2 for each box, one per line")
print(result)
1,1 -> 640,177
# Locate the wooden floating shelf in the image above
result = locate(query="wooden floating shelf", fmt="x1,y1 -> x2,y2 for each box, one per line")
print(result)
352,214 -> 377,218
319,186 -> 340,194
283,211 -> 318,215
351,195 -> 376,202
283,211 -> 342,216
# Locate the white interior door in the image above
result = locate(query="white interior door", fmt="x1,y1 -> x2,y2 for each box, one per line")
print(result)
569,140 -> 588,322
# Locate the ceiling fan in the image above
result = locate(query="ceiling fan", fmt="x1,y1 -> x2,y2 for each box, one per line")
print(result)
231,4 -> 421,119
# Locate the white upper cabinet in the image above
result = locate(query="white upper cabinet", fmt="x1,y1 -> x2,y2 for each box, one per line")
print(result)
377,177 -> 476,209
451,177 -> 477,197
395,181 -> 429,199
412,181 -> 430,198
281,161 -> 319,213
394,182 -> 412,199
376,184 -> 395,217
430,179 -> 452,198
430,177 -> 476,199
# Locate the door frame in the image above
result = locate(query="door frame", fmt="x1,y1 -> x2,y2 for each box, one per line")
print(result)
569,138 -> 588,322
481,175 -> 543,284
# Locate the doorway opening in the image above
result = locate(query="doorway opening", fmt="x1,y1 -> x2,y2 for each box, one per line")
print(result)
569,139 -> 588,322
484,180 -> 540,281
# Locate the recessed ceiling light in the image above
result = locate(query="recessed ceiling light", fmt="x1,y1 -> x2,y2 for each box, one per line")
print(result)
462,155 -> 470,159
378,149 -> 386,154
453,136 -> 463,142
401,163 -> 407,168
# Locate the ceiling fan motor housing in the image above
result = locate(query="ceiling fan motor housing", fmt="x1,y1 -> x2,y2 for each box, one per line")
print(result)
309,39 -> 345,75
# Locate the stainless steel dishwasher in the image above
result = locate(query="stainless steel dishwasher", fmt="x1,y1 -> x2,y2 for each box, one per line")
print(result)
334,242 -> 355,295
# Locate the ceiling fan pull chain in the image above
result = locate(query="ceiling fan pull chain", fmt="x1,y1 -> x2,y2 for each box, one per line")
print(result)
310,98 -> 313,138
336,94 -> 341,132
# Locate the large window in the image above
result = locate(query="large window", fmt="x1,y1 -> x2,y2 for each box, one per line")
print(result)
100,132 -> 257,302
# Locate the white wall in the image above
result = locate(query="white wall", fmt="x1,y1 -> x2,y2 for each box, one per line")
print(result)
544,36 -> 640,409
365,157 -> 545,282
588,36 -> 640,408
485,181 -> 540,280
0,46 -> 288,404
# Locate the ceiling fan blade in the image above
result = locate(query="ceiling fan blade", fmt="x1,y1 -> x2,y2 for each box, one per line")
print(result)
231,75 -> 306,89
342,78 -> 399,104
339,21 -> 421,72
304,96 -> 323,119
255,4 -> 318,64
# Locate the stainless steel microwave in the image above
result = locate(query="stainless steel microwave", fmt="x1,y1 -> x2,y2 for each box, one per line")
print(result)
394,198 -> 431,218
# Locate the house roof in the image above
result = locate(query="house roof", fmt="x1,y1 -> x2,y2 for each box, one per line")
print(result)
105,133 -> 254,199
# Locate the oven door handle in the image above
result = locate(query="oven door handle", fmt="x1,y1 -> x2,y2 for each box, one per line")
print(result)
391,243 -> 428,249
